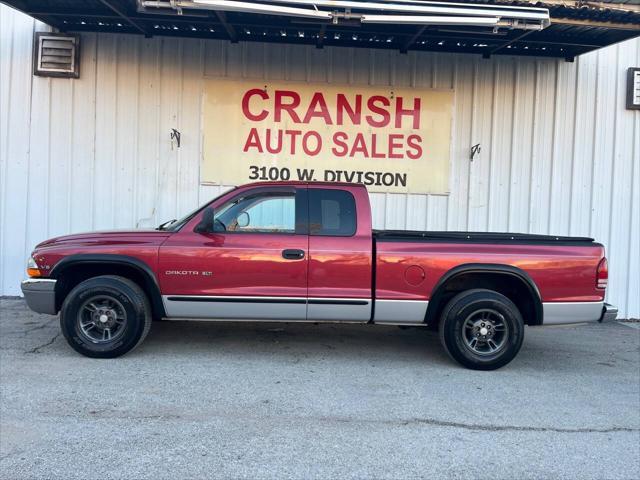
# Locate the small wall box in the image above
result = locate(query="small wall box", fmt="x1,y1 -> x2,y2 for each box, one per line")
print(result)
628,68 -> 640,110
33,32 -> 80,78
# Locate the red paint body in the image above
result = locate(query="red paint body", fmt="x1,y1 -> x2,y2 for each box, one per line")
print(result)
375,242 -> 604,302
31,182 -> 606,310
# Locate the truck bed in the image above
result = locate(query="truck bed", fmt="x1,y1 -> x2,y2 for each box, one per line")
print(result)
373,230 -> 597,246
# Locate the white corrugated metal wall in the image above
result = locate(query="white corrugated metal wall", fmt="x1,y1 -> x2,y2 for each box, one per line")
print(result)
1,5 -> 639,317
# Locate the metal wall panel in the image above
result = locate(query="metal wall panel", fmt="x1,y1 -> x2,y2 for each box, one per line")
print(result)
1,6 -> 638,317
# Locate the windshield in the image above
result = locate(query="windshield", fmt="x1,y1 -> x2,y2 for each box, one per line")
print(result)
157,187 -> 237,232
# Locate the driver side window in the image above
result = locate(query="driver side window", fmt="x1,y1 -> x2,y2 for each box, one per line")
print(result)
214,191 -> 296,234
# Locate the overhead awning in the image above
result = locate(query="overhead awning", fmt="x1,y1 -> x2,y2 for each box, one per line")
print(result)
2,0 -> 639,59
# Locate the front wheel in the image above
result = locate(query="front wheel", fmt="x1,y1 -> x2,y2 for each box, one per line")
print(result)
439,289 -> 524,370
60,275 -> 152,358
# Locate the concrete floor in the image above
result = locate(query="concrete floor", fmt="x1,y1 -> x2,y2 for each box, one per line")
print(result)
1,298 -> 639,479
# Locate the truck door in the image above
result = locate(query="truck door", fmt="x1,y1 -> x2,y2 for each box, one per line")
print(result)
159,186 -> 308,320
306,186 -> 373,322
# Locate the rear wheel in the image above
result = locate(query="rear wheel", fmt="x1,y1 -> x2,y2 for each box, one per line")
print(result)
439,289 -> 524,370
60,275 -> 152,358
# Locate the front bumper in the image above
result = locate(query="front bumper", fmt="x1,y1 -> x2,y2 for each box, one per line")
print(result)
599,303 -> 618,323
20,279 -> 57,315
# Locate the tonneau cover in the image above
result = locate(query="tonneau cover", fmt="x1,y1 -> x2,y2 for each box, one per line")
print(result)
374,230 -> 596,245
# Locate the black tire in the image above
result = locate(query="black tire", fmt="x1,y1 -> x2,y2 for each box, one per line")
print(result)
60,275 -> 152,358
438,289 -> 524,370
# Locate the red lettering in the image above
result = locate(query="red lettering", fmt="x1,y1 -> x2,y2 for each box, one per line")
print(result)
275,90 -> 302,123
303,92 -> 333,124
388,134 -> 404,159
243,128 -> 263,153
366,96 -> 391,128
285,130 -> 302,155
241,89 -> 269,122
331,132 -> 349,157
265,129 -> 282,154
407,134 -> 423,159
395,97 -> 421,129
349,133 -> 369,157
336,94 -> 361,126
302,131 -> 322,156
370,134 -> 385,159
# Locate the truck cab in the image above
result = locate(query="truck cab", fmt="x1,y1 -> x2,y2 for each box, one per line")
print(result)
158,182 -> 374,322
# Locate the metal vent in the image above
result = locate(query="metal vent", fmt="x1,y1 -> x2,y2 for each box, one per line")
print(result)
33,32 -> 80,78
627,68 -> 640,110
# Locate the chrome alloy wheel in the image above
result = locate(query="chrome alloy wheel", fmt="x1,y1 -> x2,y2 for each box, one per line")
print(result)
462,308 -> 509,356
77,295 -> 127,343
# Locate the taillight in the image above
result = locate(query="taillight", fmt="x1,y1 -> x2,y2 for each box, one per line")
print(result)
596,258 -> 608,289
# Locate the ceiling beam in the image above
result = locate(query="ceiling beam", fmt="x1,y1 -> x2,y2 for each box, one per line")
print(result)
316,23 -> 327,48
215,10 -> 238,43
26,9 -> 113,18
401,25 -> 427,53
98,0 -> 148,35
485,29 -> 535,57
581,1 -> 640,14
552,17 -> 640,30
538,0 -> 640,14
26,9 -> 227,30
54,23 -> 591,58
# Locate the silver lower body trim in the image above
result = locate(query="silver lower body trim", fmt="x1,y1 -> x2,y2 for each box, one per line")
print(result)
162,295 -> 372,322
163,295 -> 430,325
374,299 -> 428,325
162,295 -> 306,320
162,317 -> 367,324
21,279 -> 57,315
307,299 -> 371,322
542,301 -> 604,325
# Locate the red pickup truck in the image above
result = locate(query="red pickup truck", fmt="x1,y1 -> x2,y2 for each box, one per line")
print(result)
21,181 -> 616,369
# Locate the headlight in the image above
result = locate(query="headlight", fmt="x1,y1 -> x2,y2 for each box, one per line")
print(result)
27,256 -> 41,277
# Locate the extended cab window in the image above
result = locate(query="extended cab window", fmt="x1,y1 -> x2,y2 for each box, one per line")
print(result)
309,189 -> 357,236
214,190 -> 296,233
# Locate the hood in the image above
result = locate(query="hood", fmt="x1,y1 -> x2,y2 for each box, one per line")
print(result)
35,229 -> 172,250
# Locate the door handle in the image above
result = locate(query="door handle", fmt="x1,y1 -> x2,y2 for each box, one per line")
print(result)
282,249 -> 305,260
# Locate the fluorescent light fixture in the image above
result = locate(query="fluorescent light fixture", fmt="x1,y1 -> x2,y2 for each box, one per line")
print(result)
191,0 -> 332,19
140,0 -> 550,30
269,0 -> 550,21
361,14 -> 500,26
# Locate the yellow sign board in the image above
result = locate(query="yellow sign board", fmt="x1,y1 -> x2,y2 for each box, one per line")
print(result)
202,78 -> 453,194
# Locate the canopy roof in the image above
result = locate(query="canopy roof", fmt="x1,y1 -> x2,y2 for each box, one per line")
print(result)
3,0 -> 640,59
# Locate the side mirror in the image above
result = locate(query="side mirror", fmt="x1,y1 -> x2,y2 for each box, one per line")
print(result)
194,207 -> 214,234
236,211 -> 250,228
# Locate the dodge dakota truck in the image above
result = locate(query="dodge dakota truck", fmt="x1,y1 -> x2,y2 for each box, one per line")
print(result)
21,181 -> 617,369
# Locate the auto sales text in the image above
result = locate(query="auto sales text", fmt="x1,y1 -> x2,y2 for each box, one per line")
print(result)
240,89 -> 424,160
